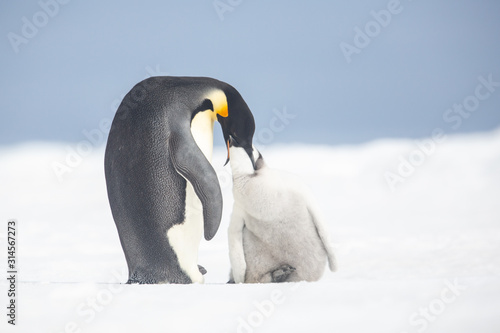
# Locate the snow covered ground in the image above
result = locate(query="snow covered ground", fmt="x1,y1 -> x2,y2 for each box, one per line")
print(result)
1,129 -> 499,332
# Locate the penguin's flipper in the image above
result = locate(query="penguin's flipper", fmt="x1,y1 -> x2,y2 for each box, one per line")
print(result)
228,205 -> 247,283
307,198 -> 337,272
168,130 -> 223,241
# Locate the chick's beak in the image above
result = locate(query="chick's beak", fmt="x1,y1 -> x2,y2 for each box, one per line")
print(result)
245,146 -> 256,170
224,139 -> 230,166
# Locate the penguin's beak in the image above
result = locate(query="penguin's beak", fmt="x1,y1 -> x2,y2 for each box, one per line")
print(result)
247,147 -> 257,170
224,136 -> 235,166
224,139 -> 230,166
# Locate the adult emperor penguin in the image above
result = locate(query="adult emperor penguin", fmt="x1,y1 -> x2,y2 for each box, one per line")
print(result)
105,76 -> 255,284
227,137 -> 337,283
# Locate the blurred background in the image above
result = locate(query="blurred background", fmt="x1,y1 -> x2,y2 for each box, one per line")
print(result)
1,0 -> 499,147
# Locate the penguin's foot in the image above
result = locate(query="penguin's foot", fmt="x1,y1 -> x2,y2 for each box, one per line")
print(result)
198,265 -> 207,275
227,271 -> 235,284
271,264 -> 296,283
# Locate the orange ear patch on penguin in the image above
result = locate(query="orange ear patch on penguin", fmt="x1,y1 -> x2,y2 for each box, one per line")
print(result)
207,90 -> 228,118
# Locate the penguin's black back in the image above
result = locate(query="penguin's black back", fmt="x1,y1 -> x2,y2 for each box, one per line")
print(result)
105,76 -> 232,283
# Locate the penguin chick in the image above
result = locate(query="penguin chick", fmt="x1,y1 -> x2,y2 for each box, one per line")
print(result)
227,137 -> 337,283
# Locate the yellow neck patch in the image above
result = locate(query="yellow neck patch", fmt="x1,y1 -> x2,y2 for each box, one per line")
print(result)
191,110 -> 215,161
206,90 -> 228,118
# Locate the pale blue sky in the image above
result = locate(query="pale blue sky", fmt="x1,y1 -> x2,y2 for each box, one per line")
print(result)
1,0 -> 499,146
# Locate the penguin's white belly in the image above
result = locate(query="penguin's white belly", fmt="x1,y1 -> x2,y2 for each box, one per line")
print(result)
166,183 -> 204,283
166,109 -> 215,283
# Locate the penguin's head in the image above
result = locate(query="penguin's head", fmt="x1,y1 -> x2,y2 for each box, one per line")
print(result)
214,87 -> 255,167
228,135 -> 264,176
